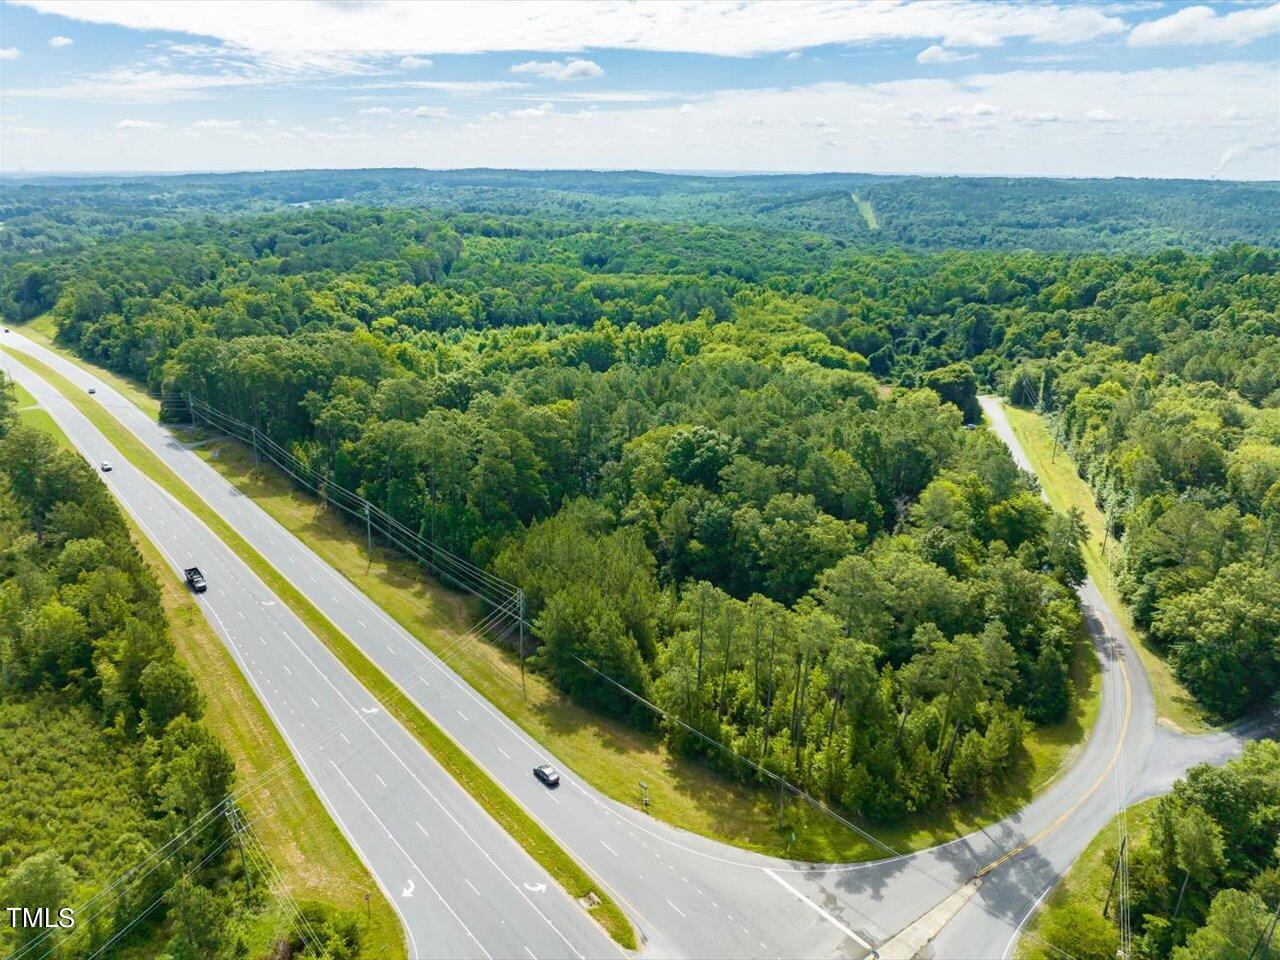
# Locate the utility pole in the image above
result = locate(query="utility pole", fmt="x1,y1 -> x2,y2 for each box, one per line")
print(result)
1103,836 -> 1126,919
518,589 -> 527,701
251,425 -> 260,469
188,391 -> 197,431
365,503 -> 373,572
227,800 -> 252,893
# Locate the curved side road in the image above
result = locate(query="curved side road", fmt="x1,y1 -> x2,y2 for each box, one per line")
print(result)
917,397 -> 1259,960
7,354 -> 620,960
8,329 -> 1261,960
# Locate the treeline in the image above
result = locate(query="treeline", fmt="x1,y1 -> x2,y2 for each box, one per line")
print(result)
0,206 -> 1102,822
1030,740 -> 1280,960
3,169 -> 1277,263
0,381 -> 356,958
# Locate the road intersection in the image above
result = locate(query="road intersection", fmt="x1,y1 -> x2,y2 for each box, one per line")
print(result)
6,332 -> 1259,959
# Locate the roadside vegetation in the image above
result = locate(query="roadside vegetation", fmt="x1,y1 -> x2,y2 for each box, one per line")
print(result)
1020,741 -> 1280,960
1001,405 -> 1210,733
7,350 -> 636,948
0,373 -> 367,959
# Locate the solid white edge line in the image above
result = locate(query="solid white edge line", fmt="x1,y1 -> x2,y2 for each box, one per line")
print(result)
764,868 -> 878,956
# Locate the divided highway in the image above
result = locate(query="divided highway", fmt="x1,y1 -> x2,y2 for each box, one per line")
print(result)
5,352 -> 620,960
7,330 -> 1258,959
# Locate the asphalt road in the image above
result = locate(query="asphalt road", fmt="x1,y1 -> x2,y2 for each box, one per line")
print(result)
4,350 -> 622,960
5,333 -> 1258,960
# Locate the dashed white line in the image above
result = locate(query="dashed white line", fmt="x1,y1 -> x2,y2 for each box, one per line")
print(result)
665,898 -> 687,919
375,773 -> 388,788
465,879 -> 480,896
498,747 -> 512,760
600,840 -> 618,857
416,821 -> 430,839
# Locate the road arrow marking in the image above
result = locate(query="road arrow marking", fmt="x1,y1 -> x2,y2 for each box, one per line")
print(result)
523,882 -> 546,893
361,707 -> 379,715
401,879 -> 415,898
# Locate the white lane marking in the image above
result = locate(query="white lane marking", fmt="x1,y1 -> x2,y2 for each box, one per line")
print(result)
764,869 -> 877,954
329,761 -> 490,959
375,773 -> 388,789
498,747 -> 511,760
600,840 -> 618,857
465,878 -> 480,896
665,898 -> 687,919
282,664 -> 293,676
278,631 -> 587,960
524,949 -> 536,960
1002,879 -> 1056,960
416,821 -> 430,839
456,710 -> 468,722
340,733 -> 351,745
310,697 -> 320,709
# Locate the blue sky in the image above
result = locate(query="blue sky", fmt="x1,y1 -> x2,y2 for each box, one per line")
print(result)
0,1 -> 1276,178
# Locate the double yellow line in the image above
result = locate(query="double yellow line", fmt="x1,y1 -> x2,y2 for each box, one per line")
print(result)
976,619 -> 1133,878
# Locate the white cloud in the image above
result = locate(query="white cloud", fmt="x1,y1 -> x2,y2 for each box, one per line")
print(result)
191,118 -> 243,130
1221,106 -> 1245,121
747,114 -> 765,125
785,51 -> 803,61
49,35 -> 74,47
398,55 -> 432,69
358,106 -> 394,115
1084,109 -> 1119,123
0,48 -> 21,60
401,105 -> 449,119
510,58 -> 604,81
506,101 -> 554,119
115,117 -> 162,129
12,1 -> 1126,57
1129,3 -> 1279,46
353,80 -> 527,95
916,44 -> 978,64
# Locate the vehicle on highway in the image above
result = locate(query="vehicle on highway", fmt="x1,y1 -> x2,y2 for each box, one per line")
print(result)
100,460 -> 112,472
184,566 -> 207,593
533,763 -> 560,787
88,387 -> 96,394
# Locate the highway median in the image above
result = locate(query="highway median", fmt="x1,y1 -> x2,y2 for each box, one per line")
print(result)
8,345 -> 639,952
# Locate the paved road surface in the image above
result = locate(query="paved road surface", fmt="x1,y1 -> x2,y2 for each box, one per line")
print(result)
7,333 -> 1260,959
5,352 -> 621,960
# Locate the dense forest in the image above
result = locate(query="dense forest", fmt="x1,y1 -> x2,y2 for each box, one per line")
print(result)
1029,741 -> 1280,960
2,168 -> 1278,262
0,178 -> 1275,809
0,376 -> 356,959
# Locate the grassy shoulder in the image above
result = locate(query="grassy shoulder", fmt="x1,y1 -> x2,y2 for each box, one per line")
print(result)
120,512 -> 405,959
10,327 -> 1104,865
1015,797 -> 1159,960
193,429 -> 1102,863
7,369 -> 403,960
9,345 -> 636,950
1001,405 -> 1211,734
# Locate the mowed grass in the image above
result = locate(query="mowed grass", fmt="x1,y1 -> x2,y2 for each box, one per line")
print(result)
1015,797 -> 1158,960
8,359 -> 406,960
1002,405 -> 1211,733
10,344 -> 636,949
121,516 -> 405,959
193,429 -> 1102,864
13,323 -> 1105,865
11,378 -> 75,451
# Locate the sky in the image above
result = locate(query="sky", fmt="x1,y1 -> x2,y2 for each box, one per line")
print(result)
0,0 -> 1277,179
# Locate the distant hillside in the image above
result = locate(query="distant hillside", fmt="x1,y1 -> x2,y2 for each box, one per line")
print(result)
3,167 -> 1276,259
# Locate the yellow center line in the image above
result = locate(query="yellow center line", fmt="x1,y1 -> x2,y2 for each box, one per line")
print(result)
976,610 -> 1133,878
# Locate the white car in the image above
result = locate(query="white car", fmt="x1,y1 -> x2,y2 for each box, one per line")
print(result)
100,461 -> 113,472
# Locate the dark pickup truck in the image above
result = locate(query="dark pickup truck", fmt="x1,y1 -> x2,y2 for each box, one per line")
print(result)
183,567 -> 207,593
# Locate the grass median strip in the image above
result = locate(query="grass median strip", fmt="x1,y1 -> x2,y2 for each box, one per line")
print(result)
11,346 -> 638,951
12,326 -> 1104,865
10,376 -> 405,959
1002,404 -> 1211,734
